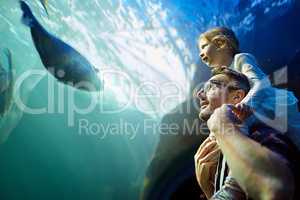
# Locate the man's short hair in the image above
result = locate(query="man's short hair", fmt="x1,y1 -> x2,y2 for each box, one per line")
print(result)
212,67 -> 251,94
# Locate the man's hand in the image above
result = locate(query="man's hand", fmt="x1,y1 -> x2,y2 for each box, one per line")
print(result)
207,104 -> 238,135
194,136 -> 220,199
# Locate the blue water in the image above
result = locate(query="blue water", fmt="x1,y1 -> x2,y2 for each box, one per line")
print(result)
0,0 -> 299,199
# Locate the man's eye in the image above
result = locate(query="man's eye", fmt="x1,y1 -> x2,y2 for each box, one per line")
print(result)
211,85 -> 218,90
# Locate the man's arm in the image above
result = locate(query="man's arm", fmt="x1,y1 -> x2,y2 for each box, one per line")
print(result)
207,104 -> 295,200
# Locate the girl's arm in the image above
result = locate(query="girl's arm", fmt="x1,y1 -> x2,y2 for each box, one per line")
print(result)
233,53 -> 271,105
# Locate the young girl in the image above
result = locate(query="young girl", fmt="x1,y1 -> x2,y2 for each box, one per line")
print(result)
198,27 -> 300,148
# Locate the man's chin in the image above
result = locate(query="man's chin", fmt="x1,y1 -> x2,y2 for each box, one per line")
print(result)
199,109 -> 213,122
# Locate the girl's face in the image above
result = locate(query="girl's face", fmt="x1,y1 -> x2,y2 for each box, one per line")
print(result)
199,37 -> 232,68
198,37 -> 218,67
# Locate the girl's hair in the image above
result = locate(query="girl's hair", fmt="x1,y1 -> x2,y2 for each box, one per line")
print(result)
199,27 -> 240,55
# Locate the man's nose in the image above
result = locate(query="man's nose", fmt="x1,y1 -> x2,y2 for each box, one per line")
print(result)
195,88 -> 206,100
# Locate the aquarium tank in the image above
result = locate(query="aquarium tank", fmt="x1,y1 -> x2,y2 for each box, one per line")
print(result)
0,0 -> 299,199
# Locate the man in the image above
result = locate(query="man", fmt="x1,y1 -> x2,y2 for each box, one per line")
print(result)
194,67 -> 299,199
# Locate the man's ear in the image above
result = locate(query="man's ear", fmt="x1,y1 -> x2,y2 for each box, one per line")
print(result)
231,89 -> 246,104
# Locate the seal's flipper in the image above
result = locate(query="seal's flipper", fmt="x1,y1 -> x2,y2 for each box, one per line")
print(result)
20,1 -> 36,27
3,49 -> 14,115
4,48 -> 13,82
93,66 -> 100,73
0,49 -> 11,93
40,0 -> 49,17
0,48 -> 13,116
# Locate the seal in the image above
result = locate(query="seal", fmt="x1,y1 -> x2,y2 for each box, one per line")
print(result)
20,1 -> 102,92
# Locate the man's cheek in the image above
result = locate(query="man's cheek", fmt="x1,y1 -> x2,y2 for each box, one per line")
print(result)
209,98 -> 222,109
199,106 -> 213,121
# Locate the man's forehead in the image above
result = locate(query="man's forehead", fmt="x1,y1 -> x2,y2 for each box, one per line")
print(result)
209,74 -> 230,83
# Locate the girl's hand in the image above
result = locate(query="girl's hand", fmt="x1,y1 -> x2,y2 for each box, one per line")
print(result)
231,103 -> 253,122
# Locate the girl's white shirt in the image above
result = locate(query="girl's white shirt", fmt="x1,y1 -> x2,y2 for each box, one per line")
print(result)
228,53 -> 300,149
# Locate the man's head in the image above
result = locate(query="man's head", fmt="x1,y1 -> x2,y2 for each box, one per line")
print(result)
196,67 -> 250,121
